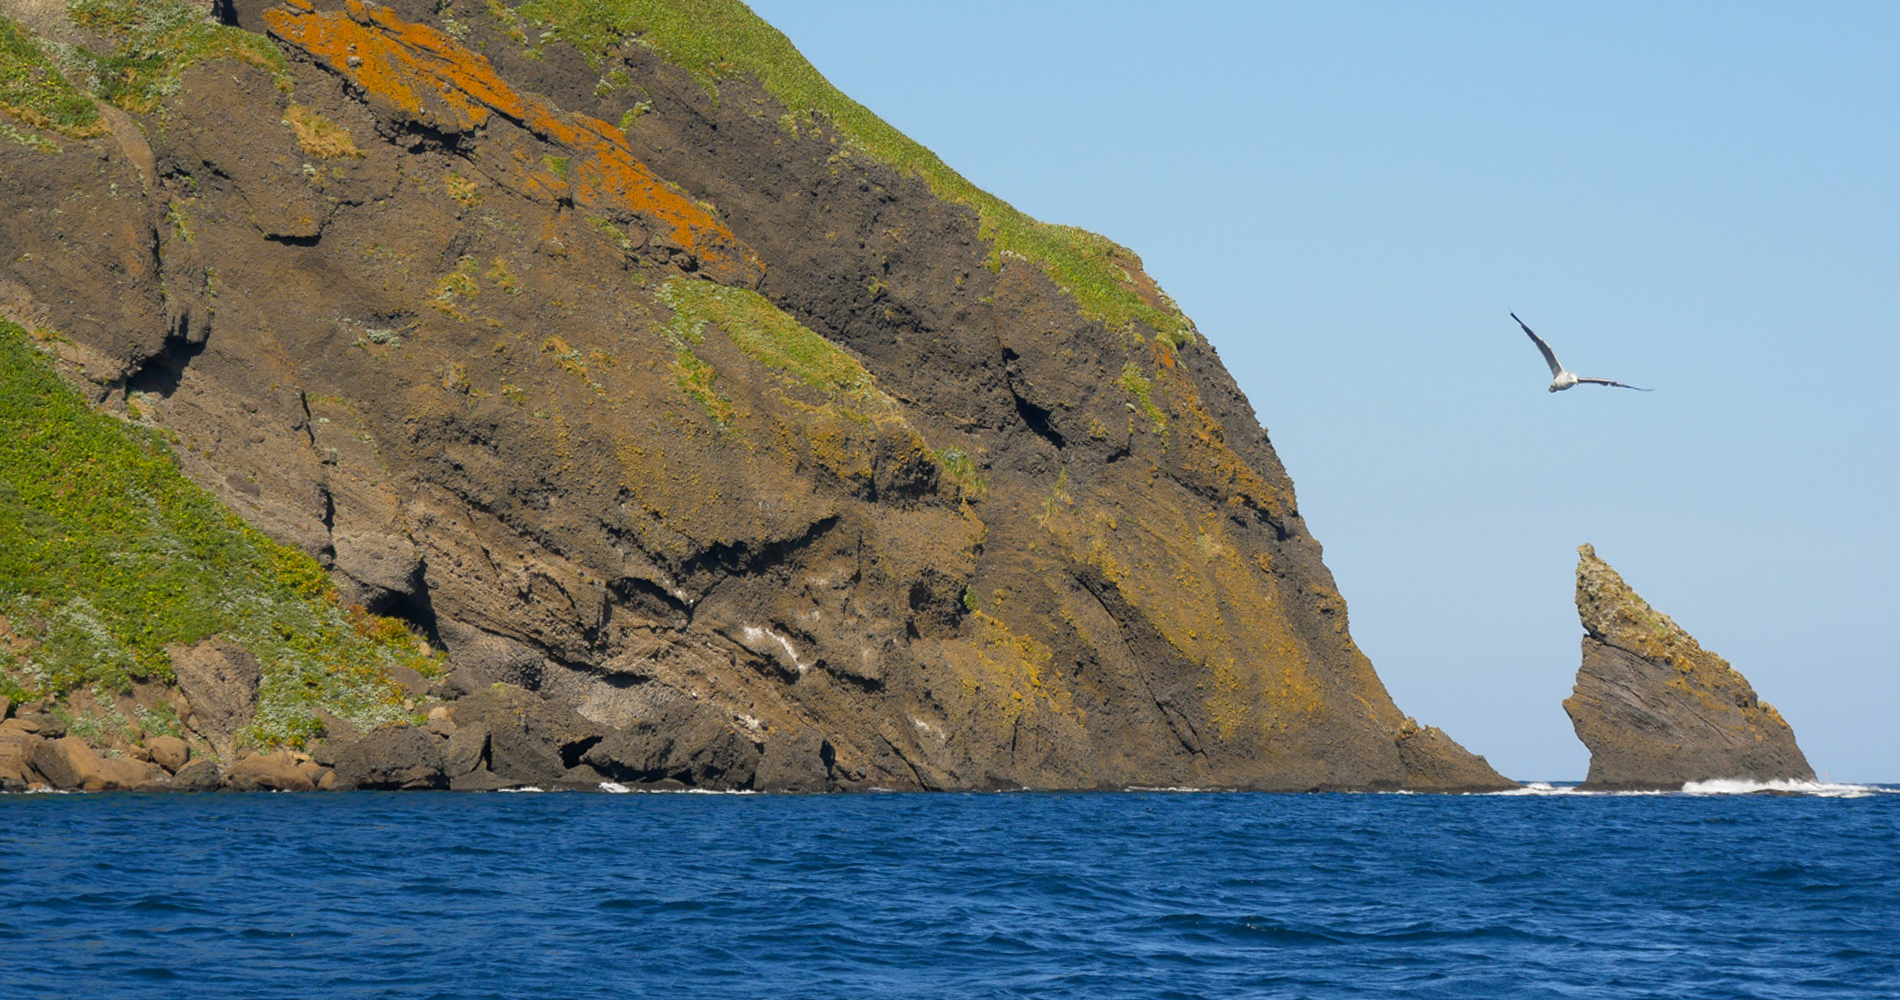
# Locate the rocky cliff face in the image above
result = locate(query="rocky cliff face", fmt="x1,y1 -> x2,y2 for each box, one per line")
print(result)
0,0 -> 1511,791
1565,544 -> 1812,790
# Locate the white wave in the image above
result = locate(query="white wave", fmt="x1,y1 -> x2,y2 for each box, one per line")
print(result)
1487,782 -> 1669,797
497,786 -> 545,793
1124,786 -> 1212,793
1485,779 -> 1892,798
596,782 -> 756,795
1680,778 -> 1888,798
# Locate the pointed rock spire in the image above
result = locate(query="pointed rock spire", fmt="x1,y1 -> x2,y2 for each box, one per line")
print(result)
1564,545 -> 1814,789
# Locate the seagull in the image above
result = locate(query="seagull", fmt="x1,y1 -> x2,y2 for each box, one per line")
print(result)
1511,313 -> 1652,392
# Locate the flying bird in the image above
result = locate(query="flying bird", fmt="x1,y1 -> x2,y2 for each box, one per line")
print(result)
1511,313 -> 1652,392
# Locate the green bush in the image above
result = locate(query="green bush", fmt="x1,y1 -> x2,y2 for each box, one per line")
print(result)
0,322 -> 427,748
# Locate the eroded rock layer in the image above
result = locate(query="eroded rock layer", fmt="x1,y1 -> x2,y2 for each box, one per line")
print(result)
0,0 -> 1512,791
1565,545 -> 1812,790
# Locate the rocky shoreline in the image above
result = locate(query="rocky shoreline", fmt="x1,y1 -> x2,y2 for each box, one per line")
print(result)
0,664 -> 837,794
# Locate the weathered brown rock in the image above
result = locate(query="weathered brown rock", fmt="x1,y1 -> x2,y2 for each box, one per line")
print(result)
1564,544 -> 1814,790
443,722 -> 490,779
224,752 -> 317,791
332,725 -> 446,789
452,686 -> 600,786
754,728 -> 834,793
169,758 -> 224,792
29,737 -> 164,791
0,721 -> 44,791
168,638 -> 262,758
1394,720 -> 1516,792
582,700 -> 759,789
147,735 -> 191,774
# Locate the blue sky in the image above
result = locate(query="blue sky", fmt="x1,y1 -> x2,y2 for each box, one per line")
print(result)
746,2 -> 1900,781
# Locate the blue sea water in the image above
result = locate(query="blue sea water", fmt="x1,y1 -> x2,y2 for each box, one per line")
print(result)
1,785 -> 1896,999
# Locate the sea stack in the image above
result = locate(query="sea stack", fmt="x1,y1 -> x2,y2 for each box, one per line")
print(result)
1564,545 -> 1813,790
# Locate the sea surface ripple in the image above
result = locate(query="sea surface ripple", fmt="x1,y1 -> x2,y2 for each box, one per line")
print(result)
1,788 -> 1896,998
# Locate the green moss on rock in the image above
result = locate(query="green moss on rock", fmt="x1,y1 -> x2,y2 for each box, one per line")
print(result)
658,276 -> 895,421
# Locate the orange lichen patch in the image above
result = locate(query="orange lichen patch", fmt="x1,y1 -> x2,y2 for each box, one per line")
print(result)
265,0 -> 515,130
264,0 -> 759,277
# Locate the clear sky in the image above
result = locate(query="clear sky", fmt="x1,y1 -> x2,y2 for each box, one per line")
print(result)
746,1 -> 1900,782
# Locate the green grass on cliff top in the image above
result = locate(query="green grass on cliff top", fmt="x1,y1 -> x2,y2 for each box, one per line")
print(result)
0,322 -> 424,750
508,0 -> 1195,345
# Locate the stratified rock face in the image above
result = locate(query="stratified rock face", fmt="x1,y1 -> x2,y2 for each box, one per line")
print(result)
0,0 -> 1503,790
1564,545 -> 1813,789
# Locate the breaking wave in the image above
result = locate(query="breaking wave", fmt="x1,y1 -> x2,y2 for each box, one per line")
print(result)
1490,779 -> 1893,798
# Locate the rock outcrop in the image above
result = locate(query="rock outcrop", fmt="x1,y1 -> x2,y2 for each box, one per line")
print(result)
1564,544 -> 1813,790
0,0 -> 1515,791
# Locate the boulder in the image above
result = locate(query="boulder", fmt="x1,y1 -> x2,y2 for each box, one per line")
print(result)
147,735 -> 191,774
386,665 -> 431,698
224,752 -> 317,791
332,725 -> 446,789
1564,545 -> 1814,790
28,737 -> 164,791
443,722 -> 489,778
0,722 -> 44,791
451,686 -> 601,786
15,712 -> 64,738
583,700 -> 759,789
169,758 -> 223,792
169,638 -> 262,756
754,728 -> 833,793
425,705 -> 457,737
1394,719 -> 1517,792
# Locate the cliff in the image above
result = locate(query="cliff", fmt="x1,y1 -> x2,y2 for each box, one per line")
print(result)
1564,544 -> 1813,790
0,0 -> 1512,791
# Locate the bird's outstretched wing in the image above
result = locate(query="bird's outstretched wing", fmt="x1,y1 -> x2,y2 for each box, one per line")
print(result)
1511,313 -> 1563,377
1575,377 -> 1653,391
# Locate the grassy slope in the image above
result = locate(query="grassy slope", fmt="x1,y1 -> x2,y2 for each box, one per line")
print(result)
506,0 -> 1195,345
0,13 -> 104,143
0,323 -> 428,750
0,0 -> 285,148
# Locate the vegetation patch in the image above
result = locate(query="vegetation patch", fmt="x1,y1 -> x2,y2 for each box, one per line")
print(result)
431,255 -> 481,319
0,322 -> 427,747
65,0 -> 289,114
1119,361 -> 1166,432
657,276 -> 895,420
933,446 -> 987,499
504,0 -> 1194,344
0,13 -> 104,139
285,104 -> 361,158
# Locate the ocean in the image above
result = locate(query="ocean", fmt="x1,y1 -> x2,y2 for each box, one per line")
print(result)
2,784 -> 1895,999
